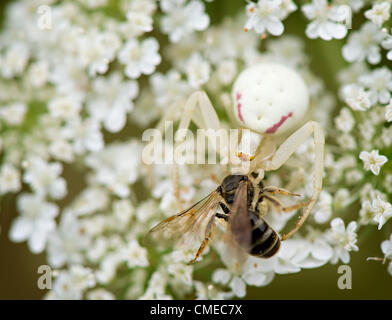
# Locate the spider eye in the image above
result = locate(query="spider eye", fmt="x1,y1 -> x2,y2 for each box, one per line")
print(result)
232,62 -> 309,135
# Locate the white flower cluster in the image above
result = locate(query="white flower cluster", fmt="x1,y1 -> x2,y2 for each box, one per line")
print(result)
1,0 -> 392,300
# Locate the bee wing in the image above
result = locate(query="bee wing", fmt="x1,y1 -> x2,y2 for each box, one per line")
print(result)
229,180 -> 252,250
145,190 -> 221,249
219,180 -> 252,268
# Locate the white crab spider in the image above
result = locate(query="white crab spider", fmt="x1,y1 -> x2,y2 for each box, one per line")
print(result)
155,62 -> 325,240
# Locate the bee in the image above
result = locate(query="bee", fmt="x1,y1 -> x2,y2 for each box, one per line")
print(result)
146,172 -> 309,264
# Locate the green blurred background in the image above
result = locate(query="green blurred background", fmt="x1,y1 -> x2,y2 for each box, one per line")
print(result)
0,0 -> 391,299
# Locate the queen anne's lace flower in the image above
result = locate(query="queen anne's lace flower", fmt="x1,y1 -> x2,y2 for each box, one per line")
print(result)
118,38 -> 161,79
359,150 -> 388,176
23,157 -> 67,199
371,197 -> 392,230
85,141 -> 141,198
160,0 -> 209,43
342,22 -> 384,64
0,163 -> 21,194
359,68 -> 392,105
87,72 -> 139,133
364,2 -> 390,27
184,53 -> 211,88
385,100 -> 392,122
0,102 -> 27,125
244,0 -> 292,36
3,0 -> 392,300
9,194 -> 59,254
382,31 -> 392,60
327,218 -> 358,264
302,0 -> 348,40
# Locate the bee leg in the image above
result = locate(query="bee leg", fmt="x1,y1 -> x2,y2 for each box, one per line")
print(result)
262,186 -> 301,197
172,163 -> 183,211
188,216 -> 216,264
262,194 -> 283,214
216,213 -> 229,221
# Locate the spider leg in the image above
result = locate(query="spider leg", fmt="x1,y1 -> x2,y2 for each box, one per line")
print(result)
262,121 -> 325,240
156,91 -> 227,210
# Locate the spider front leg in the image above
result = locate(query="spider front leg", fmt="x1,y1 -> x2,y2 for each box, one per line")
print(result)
262,121 -> 325,240
171,91 -> 229,209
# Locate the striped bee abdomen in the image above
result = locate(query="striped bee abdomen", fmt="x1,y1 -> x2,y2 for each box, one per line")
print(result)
248,211 -> 281,258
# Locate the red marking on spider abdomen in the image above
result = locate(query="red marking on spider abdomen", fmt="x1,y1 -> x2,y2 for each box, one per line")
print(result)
236,92 -> 245,123
265,112 -> 293,134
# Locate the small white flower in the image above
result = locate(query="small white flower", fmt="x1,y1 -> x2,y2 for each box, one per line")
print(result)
78,31 -> 121,77
337,133 -> 357,151
23,156 -> 67,199
334,108 -> 355,133
62,117 -> 104,155
372,197 -> 392,230
168,263 -> 193,286
359,200 -> 377,225
124,240 -> 149,268
118,38 -> 161,79
212,269 -> 231,285
48,95 -> 82,120
216,59 -> 238,85
342,22 -> 384,64
334,188 -> 352,209
0,102 -> 27,125
9,194 -> 58,254
382,32 -> 392,60
184,53 -> 210,88
47,211 -> 91,268
385,99 -> 392,122
49,140 -> 74,163
265,35 -> 307,68
359,150 -> 388,175
28,61 -> 49,88
77,0 -> 108,9
160,0 -> 209,43
342,84 -> 372,111
381,234 -> 392,260
150,70 -> 190,107
327,218 -> 358,264
229,276 -> 246,298
283,231 -> 333,269
244,0 -> 286,36
0,163 -> 21,194
359,68 -> 392,105
364,2 -> 390,27
87,72 -> 139,133
87,288 -> 115,300
125,11 -> 153,36
113,199 -> 134,225
49,265 -> 96,300
313,190 -> 333,223
0,42 -> 29,78
85,141 -> 141,198
278,0 -> 297,19
302,0 -> 348,40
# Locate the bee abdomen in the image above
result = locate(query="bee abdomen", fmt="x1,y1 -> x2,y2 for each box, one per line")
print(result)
249,219 -> 280,258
